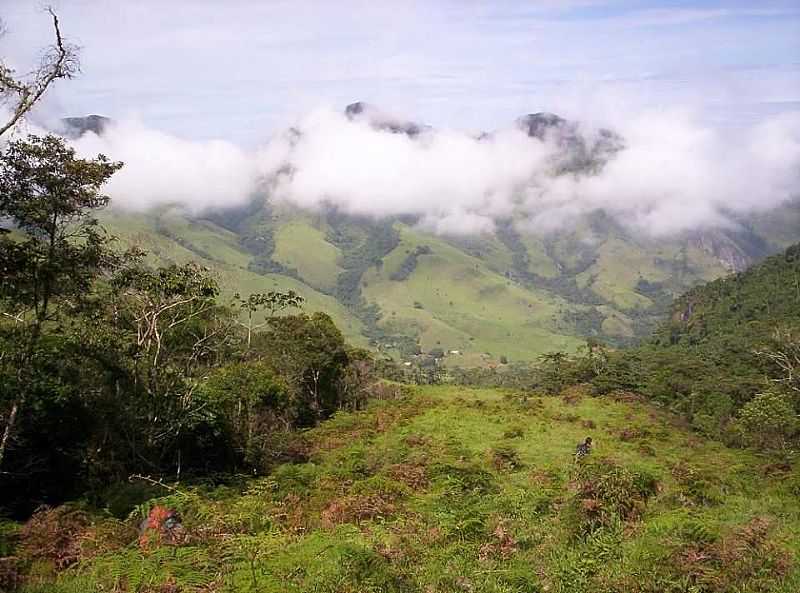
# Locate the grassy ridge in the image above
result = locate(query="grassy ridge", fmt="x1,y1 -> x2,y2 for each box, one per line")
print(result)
364,226 -> 583,359
13,385 -> 799,592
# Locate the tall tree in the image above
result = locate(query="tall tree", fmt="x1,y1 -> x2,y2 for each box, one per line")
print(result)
0,134 -> 121,469
102,261 -> 235,474
232,290 -> 304,348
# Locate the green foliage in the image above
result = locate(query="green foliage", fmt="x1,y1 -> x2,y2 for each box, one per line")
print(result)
670,462 -> 725,506
200,362 -> 291,471
0,134 -> 122,510
253,312 -> 352,426
389,245 -> 432,281
737,389 -> 799,450
7,385 -> 800,592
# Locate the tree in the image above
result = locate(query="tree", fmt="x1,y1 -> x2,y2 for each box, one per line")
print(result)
200,362 -> 289,471
737,389 -> 799,450
755,326 -> 800,396
1,8 -> 79,137
252,312 -> 350,425
103,261 -> 236,474
536,351 -> 570,395
0,134 -> 121,470
232,290 -> 304,348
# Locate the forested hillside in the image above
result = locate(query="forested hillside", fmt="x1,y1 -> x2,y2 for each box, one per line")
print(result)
454,242 -> 800,446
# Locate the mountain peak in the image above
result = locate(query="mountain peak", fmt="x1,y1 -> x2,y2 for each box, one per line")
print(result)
60,114 -> 112,138
516,112 -> 569,140
344,102 -> 428,137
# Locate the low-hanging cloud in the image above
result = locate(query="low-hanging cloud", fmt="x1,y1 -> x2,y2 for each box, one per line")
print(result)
6,101 -> 797,238
517,109 -> 800,235
258,108 -> 553,234
71,119 -> 257,212
260,106 -> 800,236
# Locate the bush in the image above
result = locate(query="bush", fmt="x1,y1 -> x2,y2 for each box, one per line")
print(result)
99,481 -> 164,519
503,425 -> 525,439
669,517 -> 792,593
489,445 -> 523,471
19,506 -> 90,570
564,459 -> 659,537
671,462 -> 724,506
200,362 -> 290,471
736,389 -> 799,450
252,312 -> 351,427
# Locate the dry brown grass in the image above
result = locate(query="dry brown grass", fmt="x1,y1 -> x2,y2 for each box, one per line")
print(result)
19,506 -> 90,570
320,493 -> 398,527
671,517 -> 792,592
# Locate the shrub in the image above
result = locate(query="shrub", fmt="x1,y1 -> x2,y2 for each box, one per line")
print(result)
429,463 -> 496,495
200,361 -> 291,471
19,506 -> 90,570
564,459 -> 659,537
503,425 -> 525,439
99,481 -> 164,519
671,462 -> 724,506
319,475 -> 408,527
736,389 -> 799,450
0,520 -> 19,557
669,517 -> 792,593
489,445 -> 523,471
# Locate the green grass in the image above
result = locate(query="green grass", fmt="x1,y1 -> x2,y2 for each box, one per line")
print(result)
14,385 -> 800,593
364,225 -> 583,360
273,220 -> 343,292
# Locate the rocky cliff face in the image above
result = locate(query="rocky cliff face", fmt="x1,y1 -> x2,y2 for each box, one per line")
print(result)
516,112 -> 624,173
688,230 -> 752,272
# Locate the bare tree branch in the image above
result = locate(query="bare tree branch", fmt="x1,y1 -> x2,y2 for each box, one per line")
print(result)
0,7 -> 79,137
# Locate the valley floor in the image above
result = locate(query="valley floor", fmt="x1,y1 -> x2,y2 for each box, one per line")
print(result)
7,385 -> 800,593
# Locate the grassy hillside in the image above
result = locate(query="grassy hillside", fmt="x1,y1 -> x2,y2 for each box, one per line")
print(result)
362,225 -> 583,359
99,210 -> 368,347
94,199 -> 800,364
8,384 -> 799,592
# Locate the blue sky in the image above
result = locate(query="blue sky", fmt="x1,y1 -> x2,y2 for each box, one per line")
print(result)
2,0 -> 799,144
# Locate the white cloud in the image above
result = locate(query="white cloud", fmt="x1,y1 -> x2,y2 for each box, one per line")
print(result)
258,104 -> 800,237
71,119 -> 257,212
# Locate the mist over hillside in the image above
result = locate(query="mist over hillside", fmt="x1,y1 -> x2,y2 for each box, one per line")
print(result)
64,102 -> 800,240
52,103 -> 800,363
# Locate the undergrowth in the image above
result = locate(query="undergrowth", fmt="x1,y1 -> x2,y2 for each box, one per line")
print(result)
4,385 -> 799,592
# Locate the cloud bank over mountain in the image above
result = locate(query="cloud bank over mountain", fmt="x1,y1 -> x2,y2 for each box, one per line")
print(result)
260,105 -> 800,236
72,120 -> 257,212
33,102 -> 800,238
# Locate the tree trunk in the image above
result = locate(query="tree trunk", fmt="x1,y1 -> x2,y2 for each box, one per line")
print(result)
0,397 -> 21,470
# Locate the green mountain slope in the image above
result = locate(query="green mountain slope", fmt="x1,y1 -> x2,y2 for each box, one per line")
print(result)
656,243 -> 800,346
99,210 -> 368,347
634,242 -> 800,422
97,198 -> 800,364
